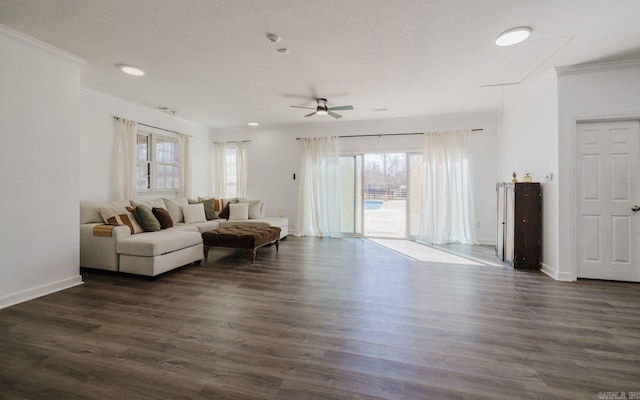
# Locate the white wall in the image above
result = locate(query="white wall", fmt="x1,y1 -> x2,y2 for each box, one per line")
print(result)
497,70 -> 559,277
0,26 -> 84,308
214,113 -> 498,243
79,90 -> 214,202
557,60 -> 640,281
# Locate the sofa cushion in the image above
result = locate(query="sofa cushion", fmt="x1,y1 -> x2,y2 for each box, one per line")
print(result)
163,198 -> 189,223
133,205 -> 161,232
175,220 -> 220,233
80,201 -> 104,224
229,203 -> 249,221
182,204 -> 207,224
131,198 -> 166,209
117,230 -> 202,257
152,207 -> 173,229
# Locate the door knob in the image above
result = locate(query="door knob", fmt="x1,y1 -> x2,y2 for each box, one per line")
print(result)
632,205 -> 640,212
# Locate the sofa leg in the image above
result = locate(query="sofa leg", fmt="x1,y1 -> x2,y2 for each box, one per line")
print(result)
275,240 -> 280,252
250,249 -> 256,264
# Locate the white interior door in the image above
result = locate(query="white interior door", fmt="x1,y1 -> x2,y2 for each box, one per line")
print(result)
576,120 -> 640,281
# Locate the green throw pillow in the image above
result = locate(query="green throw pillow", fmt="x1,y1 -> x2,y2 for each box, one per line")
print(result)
202,198 -> 216,220
133,205 -> 161,232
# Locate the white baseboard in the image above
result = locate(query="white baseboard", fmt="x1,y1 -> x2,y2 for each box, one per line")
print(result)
0,275 -> 84,309
540,263 -> 575,281
477,239 -> 496,246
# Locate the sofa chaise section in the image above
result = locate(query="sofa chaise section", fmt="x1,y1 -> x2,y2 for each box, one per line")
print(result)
117,229 -> 203,276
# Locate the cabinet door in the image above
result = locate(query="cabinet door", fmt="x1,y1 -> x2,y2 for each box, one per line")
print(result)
505,184 -> 515,263
496,184 -> 505,260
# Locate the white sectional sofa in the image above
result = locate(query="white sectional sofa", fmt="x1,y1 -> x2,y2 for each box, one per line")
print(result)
80,197 -> 288,277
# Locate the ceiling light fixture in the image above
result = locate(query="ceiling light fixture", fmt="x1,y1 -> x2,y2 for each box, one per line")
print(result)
316,110 -> 328,116
495,27 -> 532,46
118,64 -> 146,76
248,122 -> 259,126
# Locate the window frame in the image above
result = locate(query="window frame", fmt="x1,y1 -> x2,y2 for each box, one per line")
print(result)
136,130 -> 180,194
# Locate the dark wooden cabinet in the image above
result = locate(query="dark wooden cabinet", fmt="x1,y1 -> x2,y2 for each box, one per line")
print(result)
496,182 -> 541,269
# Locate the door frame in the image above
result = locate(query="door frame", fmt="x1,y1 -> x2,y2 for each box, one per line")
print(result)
340,153 -> 364,238
571,115 -> 640,281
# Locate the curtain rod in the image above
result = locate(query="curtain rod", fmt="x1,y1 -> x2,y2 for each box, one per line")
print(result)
113,116 -> 192,137
295,129 -> 483,140
212,140 -> 252,144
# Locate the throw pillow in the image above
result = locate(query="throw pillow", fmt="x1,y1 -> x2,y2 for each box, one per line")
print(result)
123,206 -> 144,234
201,198 -> 217,220
99,202 -> 128,225
218,202 -> 231,220
182,204 -> 207,224
163,198 -> 189,223
239,198 -> 263,219
228,203 -> 249,221
133,205 -> 161,232
152,207 -> 174,229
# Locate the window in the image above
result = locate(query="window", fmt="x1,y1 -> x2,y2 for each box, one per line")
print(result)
136,131 -> 179,192
225,146 -> 237,197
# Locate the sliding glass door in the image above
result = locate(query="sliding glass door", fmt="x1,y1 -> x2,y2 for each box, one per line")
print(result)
341,152 -> 422,238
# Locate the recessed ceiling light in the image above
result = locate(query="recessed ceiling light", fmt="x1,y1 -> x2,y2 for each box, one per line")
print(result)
248,122 -> 259,126
495,27 -> 532,46
118,64 -> 146,76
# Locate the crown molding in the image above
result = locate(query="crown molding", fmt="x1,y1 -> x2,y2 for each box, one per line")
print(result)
0,24 -> 86,65
556,58 -> 640,76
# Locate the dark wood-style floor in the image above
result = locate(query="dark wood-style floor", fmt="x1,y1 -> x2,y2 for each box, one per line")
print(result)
1,237 -> 639,399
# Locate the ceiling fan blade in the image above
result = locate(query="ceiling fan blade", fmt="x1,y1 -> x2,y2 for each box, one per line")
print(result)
328,111 -> 343,119
328,105 -> 354,111
304,111 -> 317,117
291,105 -> 316,110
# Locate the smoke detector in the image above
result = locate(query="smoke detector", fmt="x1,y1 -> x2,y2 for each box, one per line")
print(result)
158,107 -> 177,115
266,33 -> 281,43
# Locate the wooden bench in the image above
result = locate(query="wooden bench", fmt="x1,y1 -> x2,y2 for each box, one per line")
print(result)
201,226 -> 281,263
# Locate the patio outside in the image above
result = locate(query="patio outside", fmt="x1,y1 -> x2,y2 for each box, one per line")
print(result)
341,152 -> 423,238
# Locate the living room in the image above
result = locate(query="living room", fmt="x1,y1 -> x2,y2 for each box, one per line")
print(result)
2,1 -> 640,398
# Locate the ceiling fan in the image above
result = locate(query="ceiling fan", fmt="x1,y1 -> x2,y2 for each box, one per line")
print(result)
291,98 -> 354,119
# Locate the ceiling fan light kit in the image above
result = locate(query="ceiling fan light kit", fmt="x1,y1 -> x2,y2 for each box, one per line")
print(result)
291,98 -> 354,119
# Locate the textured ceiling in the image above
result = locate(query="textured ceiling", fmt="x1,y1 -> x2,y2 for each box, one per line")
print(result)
1,0 -> 640,128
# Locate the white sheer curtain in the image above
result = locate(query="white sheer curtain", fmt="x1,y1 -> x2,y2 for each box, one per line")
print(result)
214,142 -> 227,197
296,136 -> 342,237
419,130 -> 477,244
178,133 -> 191,198
114,118 -> 137,201
235,141 -> 247,198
